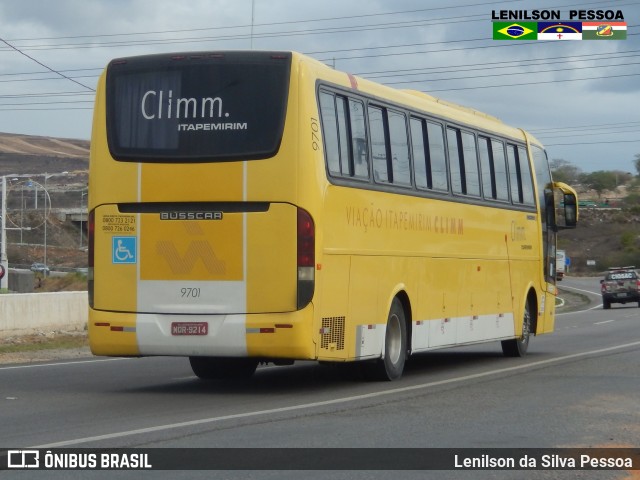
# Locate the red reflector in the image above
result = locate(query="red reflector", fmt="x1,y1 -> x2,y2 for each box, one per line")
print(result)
275,324 -> 293,329
94,322 -> 110,327
297,208 -> 315,267
260,328 -> 275,334
110,326 -> 124,332
88,210 -> 95,268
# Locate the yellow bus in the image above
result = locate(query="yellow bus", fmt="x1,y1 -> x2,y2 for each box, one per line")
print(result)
88,50 -> 577,381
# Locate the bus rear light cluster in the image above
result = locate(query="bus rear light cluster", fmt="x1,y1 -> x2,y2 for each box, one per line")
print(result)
297,208 -> 315,309
88,210 -> 95,308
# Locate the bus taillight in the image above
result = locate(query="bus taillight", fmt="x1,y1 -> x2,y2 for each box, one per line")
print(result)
88,210 -> 95,308
297,208 -> 315,309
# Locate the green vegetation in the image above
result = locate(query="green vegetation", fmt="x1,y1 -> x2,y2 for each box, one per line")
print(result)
37,272 -> 87,292
0,333 -> 88,354
551,152 -> 640,274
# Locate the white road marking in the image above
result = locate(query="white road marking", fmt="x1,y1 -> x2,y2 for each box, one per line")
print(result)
0,357 -> 131,371
32,340 -> 640,449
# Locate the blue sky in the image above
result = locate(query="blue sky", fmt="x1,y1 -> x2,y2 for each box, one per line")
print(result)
0,0 -> 638,173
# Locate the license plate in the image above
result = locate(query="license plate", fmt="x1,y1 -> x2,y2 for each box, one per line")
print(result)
171,322 -> 208,336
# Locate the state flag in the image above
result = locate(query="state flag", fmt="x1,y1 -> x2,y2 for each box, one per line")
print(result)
493,22 -> 537,40
582,22 -> 627,40
538,22 -> 582,40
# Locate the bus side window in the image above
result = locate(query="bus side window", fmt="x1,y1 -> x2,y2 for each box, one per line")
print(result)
518,146 -> 536,206
427,121 -> 448,192
507,144 -> 522,203
336,96 -> 351,176
411,117 -> 429,190
507,144 -> 536,206
478,136 -> 495,199
369,106 -> 389,183
492,140 -> 509,201
388,110 -> 411,187
349,98 -> 369,179
461,131 -> 480,197
319,92 -> 341,176
447,127 -> 463,194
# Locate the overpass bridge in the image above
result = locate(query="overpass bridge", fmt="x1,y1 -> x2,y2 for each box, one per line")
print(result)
53,207 -> 88,223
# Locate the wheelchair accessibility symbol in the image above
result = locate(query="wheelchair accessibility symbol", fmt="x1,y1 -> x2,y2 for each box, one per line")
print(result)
112,236 -> 137,264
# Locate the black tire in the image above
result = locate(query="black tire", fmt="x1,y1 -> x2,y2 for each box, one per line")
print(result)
189,357 -> 258,380
502,300 -> 531,357
362,298 -> 407,381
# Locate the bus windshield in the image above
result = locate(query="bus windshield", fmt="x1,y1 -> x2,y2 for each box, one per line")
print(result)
106,51 -> 291,162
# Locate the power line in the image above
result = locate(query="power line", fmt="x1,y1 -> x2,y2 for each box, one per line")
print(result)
537,127 -> 640,139
4,0 -> 518,42
358,50 -> 640,79
1,15 -> 485,52
424,72 -> 640,92
382,60 -> 640,86
545,139 -> 640,146
0,37 -> 94,92
530,121 -> 640,134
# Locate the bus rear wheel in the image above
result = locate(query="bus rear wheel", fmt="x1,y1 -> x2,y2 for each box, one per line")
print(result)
501,301 -> 531,357
362,298 -> 407,381
189,356 -> 258,380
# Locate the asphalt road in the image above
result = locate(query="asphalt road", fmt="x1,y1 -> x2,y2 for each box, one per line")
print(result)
1,276 -> 639,479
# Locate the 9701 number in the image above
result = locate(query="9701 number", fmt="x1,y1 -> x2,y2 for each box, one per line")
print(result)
181,287 -> 201,298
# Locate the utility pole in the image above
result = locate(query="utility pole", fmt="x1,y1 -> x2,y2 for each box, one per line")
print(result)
1,176 -> 8,290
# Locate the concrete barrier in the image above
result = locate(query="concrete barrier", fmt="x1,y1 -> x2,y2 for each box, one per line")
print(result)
0,292 -> 87,338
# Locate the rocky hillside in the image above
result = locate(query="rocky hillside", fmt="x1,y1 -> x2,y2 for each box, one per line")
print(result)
558,207 -> 640,275
0,132 -> 88,180
0,132 -> 88,157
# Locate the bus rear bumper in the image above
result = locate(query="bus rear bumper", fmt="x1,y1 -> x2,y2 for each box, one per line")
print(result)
88,305 -> 316,360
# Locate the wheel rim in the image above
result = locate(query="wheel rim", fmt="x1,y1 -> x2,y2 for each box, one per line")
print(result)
387,313 -> 402,365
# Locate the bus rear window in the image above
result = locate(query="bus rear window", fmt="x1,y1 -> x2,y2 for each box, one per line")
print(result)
106,51 -> 291,162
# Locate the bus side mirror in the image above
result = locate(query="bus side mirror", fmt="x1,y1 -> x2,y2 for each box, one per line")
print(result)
553,182 -> 578,230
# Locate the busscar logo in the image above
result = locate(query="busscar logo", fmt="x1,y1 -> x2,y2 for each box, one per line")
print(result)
160,211 -> 223,221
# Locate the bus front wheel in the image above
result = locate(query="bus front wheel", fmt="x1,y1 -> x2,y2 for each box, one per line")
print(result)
501,301 -> 531,357
362,297 -> 407,381
189,356 -> 258,380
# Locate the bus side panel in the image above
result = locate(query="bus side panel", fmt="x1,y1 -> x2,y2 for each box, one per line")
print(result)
426,258 -> 459,348
245,204 -> 298,313
348,255 -> 385,360
92,204 -> 139,313
315,255 -> 351,361
89,311 -> 139,356
538,288 -> 556,334
245,308 -> 316,360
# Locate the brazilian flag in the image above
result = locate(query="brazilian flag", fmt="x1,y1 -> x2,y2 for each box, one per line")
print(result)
493,22 -> 538,40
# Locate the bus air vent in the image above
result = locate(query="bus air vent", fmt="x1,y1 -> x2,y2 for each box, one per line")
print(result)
321,317 -> 345,350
